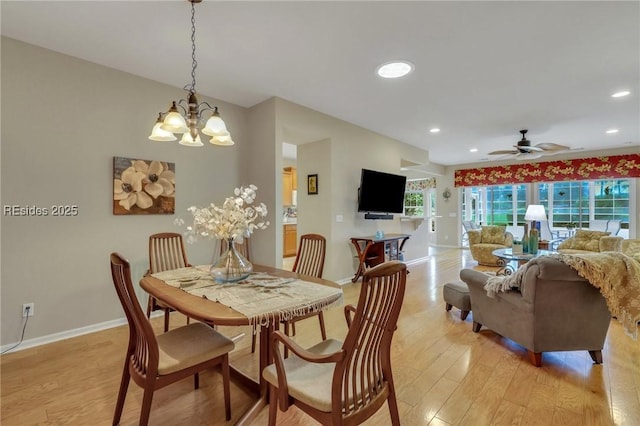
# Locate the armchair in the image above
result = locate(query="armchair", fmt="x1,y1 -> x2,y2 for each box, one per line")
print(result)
460,256 -> 611,367
468,225 -> 514,266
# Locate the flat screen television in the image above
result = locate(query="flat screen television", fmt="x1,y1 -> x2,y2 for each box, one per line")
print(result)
357,169 -> 407,219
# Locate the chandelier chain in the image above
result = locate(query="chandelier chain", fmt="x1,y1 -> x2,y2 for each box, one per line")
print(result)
188,0 -> 197,94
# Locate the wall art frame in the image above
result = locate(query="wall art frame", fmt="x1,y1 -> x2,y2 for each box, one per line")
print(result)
113,156 -> 175,215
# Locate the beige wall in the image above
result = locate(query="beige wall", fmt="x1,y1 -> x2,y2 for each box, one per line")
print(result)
273,99 -> 435,281
0,38 -> 249,346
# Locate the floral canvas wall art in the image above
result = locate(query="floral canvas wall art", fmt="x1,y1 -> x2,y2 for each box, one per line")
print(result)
113,156 -> 175,215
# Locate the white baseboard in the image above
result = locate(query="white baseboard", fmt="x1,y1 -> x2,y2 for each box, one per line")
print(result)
0,312 -> 163,354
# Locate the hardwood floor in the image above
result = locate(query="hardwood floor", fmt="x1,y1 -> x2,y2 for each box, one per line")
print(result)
2,248 -> 639,425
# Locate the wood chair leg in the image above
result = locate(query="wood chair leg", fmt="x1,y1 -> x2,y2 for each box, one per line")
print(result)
193,372 -> 199,389
163,308 -> 170,332
146,297 -> 154,318
472,321 -> 482,332
222,356 -> 231,421
445,303 -> 452,311
251,333 -> 256,353
283,321 -> 290,358
113,360 -> 131,425
589,350 -> 603,364
460,310 -> 469,321
386,375 -> 401,426
268,383 -> 278,426
318,311 -> 327,340
139,387 -> 155,426
291,321 -> 296,336
528,350 -> 542,367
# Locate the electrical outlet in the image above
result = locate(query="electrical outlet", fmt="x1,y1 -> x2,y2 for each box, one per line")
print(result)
22,303 -> 34,317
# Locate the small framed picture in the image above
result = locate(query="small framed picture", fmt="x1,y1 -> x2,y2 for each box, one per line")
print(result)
307,174 -> 318,195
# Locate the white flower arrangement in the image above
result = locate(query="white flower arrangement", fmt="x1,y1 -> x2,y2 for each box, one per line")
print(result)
176,185 -> 269,244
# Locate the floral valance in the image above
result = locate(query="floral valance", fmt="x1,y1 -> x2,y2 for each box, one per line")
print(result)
406,178 -> 436,191
454,154 -> 640,187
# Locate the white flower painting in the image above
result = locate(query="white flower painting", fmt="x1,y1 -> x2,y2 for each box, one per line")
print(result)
113,156 -> 175,215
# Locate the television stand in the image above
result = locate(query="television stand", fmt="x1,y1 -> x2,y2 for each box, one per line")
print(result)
350,234 -> 410,282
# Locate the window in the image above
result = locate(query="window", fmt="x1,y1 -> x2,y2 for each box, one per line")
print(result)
541,180 -> 630,230
462,185 -> 526,225
461,179 -> 633,243
403,179 -> 433,217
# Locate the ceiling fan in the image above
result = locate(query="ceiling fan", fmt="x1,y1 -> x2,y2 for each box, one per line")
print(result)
488,130 -> 571,159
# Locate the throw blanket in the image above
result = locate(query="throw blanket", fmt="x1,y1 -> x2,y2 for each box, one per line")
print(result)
484,252 -> 640,339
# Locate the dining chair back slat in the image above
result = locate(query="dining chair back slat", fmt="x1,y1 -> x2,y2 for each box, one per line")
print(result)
147,233 -> 191,331
282,234 -> 328,345
149,232 -> 189,274
292,234 -> 326,278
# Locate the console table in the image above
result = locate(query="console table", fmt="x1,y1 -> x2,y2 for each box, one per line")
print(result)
350,234 -> 410,282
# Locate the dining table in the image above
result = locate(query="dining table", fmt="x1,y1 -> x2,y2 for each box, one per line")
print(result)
139,264 -> 343,425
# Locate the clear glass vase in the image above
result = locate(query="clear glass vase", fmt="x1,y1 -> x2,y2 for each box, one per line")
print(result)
210,239 -> 253,283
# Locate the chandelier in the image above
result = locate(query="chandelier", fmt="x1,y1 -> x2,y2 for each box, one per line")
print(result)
149,0 -> 233,147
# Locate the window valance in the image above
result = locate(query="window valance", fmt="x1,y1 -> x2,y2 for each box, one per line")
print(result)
454,154 -> 640,187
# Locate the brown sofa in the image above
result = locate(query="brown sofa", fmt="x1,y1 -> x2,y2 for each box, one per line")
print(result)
468,226 -> 513,266
557,229 -> 623,254
460,256 -> 611,367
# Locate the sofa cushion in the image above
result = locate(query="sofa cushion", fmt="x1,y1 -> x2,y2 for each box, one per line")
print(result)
481,226 -> 506,244
562,229 -> 610,251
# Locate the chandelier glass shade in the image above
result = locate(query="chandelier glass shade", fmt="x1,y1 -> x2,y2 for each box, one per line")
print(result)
149,0 -> 233,147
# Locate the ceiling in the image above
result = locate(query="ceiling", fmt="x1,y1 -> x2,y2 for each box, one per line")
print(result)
2,1 -> 638,166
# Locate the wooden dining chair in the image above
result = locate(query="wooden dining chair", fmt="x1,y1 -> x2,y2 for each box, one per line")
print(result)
263,261 -> 407,426
147,232 -> 191,332
283,233 -> 327,341
110,253 -> 234,426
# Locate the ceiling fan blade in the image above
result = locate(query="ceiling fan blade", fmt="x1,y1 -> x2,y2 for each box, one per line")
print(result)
535,143 -> 570,152
514,145 -> 544,152
489,149 -> 518,155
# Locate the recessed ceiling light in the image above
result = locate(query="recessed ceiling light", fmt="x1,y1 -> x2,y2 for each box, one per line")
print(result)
606,129 -> 619,134
469,148 -> 478,153
430,128 -> 440,133
611,91 -> 630,98
376,61 -> 414,79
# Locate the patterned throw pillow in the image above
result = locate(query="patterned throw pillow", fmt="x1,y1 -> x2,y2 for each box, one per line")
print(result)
569,229 -> 610,251
481,226 -> 506,244
623,240 -> 640,258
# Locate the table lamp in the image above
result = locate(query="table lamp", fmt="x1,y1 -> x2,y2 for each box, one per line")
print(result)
525,204 -> 547,232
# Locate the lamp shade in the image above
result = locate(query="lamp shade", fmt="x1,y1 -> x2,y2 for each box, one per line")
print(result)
210,133 -> 235,146
201,114 -> 228,137
161,110 -> 189,134
179,132 -> 204,147
525,205 -> 547,221
148,122 -> 178,142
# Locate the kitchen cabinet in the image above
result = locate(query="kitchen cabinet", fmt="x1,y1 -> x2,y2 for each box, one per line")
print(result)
282,167 -> 297,206
290,167 -> 297,190
284,224 -> 297,257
